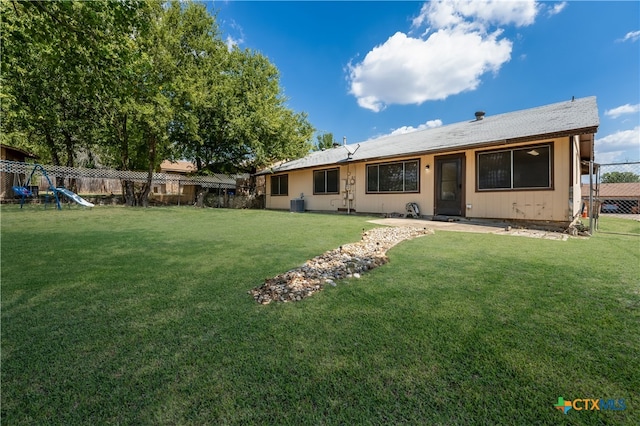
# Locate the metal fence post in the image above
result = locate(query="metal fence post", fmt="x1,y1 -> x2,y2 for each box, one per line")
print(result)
589,160 -> 594,234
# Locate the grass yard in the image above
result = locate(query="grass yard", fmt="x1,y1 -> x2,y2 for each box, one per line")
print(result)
596,215 -> 640,235
1,206 -> 638,425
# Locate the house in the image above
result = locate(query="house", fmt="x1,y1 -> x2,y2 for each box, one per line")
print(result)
155,160 -> 250,205
259,96 -> 599,227
156,160 -> 198,197
0,144 -> 38,201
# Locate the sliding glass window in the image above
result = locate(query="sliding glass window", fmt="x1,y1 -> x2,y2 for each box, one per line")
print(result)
366,159 -> 419,193
477,144 -> 552,190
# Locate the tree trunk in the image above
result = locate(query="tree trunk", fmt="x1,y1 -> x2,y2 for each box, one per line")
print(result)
119,113 -> 128,170
196,186 -> 209,207
63,131 -> 78,191
137,132 -> 157,208
248,166 -> 257,194
117,114 -> 137,206
123,180 -> 136,206
63,130 -> 75,168
44,129 -> 65,187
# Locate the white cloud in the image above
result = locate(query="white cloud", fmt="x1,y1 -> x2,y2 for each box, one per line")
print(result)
547,2 -> 567,17
618,30 -> 640,43
223,19 -> 245,50
390,119 -> 443,135
348,0 -> 538,112
348,29 -> 512,112
595,126 -> 640,163
605,104 -> 640,119
225,35 -> 242,50
414,0 -> 538,30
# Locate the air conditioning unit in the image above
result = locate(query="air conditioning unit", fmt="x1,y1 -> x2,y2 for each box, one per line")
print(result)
290,198 -> 304,213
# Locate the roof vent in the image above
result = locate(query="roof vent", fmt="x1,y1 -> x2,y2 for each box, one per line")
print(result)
475,111 -> 485,121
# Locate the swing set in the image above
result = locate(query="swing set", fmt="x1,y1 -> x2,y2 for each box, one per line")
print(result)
11,164 -> 61,209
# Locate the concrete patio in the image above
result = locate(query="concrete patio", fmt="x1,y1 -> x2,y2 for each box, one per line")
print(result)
368,217 -> 571,240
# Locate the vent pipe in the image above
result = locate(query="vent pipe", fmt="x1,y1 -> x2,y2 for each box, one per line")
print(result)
475,111 -> 485,121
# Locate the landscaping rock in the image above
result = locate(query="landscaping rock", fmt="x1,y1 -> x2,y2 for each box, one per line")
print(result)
249,226 -> 434,304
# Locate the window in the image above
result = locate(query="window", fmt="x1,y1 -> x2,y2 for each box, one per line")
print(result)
477,144 -> 552,190
367,159 -> 419,193
313,168 -> 339,194
270,174 -> 288,196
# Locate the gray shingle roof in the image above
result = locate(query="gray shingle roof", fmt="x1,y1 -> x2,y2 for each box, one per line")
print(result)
261,96 -> 599,174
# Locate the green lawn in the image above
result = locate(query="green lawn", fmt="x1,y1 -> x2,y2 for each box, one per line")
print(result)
1,206 -> 638,425
596,215 -> 640,235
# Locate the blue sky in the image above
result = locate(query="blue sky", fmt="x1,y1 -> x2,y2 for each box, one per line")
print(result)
212,1 -> 640,164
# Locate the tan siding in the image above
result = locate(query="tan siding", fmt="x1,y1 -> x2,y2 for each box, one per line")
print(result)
353,156 -> 433,215
267,137 -> 579,223
466,137 -> 571,222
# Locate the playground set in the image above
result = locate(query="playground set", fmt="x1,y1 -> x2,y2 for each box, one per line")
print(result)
11,164 -> 94,209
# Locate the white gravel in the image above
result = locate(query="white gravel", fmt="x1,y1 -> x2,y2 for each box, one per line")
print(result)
249,226 -> 434,304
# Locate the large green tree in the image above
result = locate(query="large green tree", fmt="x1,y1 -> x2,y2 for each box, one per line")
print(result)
601,171 -> 640,183
1,0 -> 148,169
181,46 -> 314,176
2,0 -> 314,206
112,1 -> 180,206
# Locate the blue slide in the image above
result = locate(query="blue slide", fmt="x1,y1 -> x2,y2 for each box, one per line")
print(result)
56,187 -> 95,207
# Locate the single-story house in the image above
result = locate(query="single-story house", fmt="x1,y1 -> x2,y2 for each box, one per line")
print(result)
259,96 -> 599,227
155,160 -> 250,205
157,160 -> 198,196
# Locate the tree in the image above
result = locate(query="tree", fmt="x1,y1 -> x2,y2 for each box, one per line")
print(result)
181,46 -> 314,173
314,132 -> 337,151
601,171 -> 640,183
1,0 -> 149,170
2,0 -> 315,207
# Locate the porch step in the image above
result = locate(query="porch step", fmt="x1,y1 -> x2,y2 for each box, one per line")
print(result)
432,215 -> 461,222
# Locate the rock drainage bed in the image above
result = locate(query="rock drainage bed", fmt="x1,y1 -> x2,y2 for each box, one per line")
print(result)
250,226 -> 434,304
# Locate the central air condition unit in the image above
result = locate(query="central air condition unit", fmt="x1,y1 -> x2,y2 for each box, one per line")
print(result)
290,198 -> 305,213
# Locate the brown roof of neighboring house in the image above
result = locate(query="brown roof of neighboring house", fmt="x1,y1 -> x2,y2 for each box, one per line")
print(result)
582,182 -> 640,198
158,160 -> 248,186
159,160 -> 197,174
0,144 -> 38,159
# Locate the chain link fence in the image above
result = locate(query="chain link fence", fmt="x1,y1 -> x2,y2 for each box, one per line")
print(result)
0,160 -> 265,208
583,161 -> 640,235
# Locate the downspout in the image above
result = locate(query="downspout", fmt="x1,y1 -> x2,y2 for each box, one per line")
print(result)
589,160 -> 593,233
595,166 -> 601,232
589,140 -> 594,234
347,162 -> 350,215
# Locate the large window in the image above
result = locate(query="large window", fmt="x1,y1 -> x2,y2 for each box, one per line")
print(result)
270,174 -> 288,196
313,168 -> 339,194
367,159 -> 419,193
477,144 -> 552,190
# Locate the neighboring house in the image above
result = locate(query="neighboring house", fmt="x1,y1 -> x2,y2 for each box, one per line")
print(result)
0,144 -> 38,201
582,182 -> 640,214
157,160 -> 198,196
156,160 -> 248,203
259,97 -> 599,227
